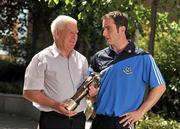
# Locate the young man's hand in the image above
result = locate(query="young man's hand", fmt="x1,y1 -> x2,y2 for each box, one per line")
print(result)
88,85 -> 99,97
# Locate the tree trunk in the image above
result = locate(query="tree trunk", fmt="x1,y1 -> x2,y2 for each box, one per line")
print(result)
148,0 -> 159,56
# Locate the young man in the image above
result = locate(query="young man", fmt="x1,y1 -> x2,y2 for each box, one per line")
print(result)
90,11 -> 166,129
23,15 -> 95,129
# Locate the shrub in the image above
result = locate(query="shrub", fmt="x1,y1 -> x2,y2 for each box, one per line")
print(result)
136,112 -> 180,129
0,81 -> 23,94
0,61 -> 25,82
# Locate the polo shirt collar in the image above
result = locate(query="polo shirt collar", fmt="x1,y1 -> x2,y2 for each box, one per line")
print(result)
108,40 -> 135,56
51,43 -> 75,58
108,46 -> 116,57
123,40 -> 135,54
52,43 -> 60,58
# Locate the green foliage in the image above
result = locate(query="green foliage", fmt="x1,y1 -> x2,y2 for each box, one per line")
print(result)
1,0 -> 179,62
137,112 -> 180,129
0,0 -> 29,64
158,0 -> 180,22
0,61 -> 25,94
137,11 -> 180,119
0,81 -> 23,94
154,24 -> 180,119
43,0 -> 155,59
0,35 -> 27,64
0,61 -> 25,82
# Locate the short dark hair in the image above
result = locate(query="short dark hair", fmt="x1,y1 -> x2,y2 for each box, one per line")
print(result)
102,11 -> 128,32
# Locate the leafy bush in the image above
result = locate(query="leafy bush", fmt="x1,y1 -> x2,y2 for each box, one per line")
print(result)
153,30 -> 180,120
0,61 -> 25,82
137,112 -> 180,129
0,61 -> 25,94
0,81 -> 23,94
137,16 -> 180,120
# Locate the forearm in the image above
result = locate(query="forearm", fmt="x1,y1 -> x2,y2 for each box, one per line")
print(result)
23,90 -> 77,116
138,84 -> 166,115
23,90 -> 58,109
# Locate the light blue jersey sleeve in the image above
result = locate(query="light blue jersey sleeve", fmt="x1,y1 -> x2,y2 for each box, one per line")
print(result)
143,54 -> 165,88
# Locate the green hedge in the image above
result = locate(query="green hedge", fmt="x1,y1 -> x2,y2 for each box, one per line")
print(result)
0,81 -> 23,94
0,61 -> 25,82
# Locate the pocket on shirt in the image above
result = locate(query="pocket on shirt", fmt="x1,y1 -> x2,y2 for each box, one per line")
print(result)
45,70 -> 56,80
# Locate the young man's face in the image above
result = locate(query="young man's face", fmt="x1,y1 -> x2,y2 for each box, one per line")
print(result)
102,18 -> 121,46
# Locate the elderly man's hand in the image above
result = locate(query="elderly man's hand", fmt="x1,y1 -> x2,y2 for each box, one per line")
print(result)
53,102 -> 77,117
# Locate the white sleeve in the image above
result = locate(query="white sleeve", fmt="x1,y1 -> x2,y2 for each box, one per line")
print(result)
23,55 -> 46,90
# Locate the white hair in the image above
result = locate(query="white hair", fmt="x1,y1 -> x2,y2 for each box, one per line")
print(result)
51,15 -> 77,38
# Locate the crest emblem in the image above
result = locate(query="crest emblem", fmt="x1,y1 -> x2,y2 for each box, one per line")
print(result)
123,66 -> 133,75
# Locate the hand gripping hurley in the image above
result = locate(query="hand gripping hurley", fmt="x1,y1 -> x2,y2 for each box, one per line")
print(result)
63,72 -> 100,111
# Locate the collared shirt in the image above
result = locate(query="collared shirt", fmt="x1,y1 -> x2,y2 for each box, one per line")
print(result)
90,41 -> 165,117
23,43 -> 88,113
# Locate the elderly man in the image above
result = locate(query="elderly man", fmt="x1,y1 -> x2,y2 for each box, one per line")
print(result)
23,15 -> 96,129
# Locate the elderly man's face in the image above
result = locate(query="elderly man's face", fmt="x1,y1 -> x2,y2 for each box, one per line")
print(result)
57,22 -> 78,52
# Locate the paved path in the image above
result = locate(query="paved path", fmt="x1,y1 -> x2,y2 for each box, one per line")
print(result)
0,113 -> 92,129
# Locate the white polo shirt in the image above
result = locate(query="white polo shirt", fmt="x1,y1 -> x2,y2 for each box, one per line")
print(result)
23,43 -> 88,113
